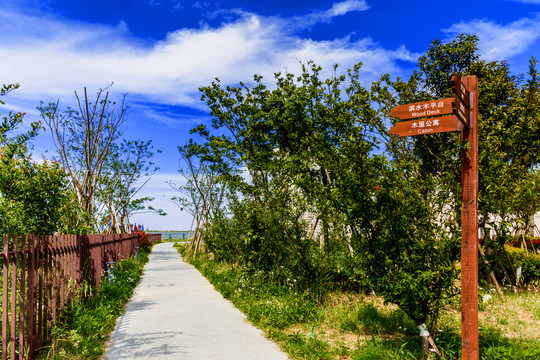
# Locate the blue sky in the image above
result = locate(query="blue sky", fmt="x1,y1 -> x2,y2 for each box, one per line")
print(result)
1,0 -> 539,230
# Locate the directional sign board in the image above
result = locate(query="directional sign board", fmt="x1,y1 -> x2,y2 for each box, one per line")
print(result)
389,98 -> 454,120
452,73 -> 470,109
389,115 -> 463,137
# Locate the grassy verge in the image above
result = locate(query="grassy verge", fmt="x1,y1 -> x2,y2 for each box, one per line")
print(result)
36,247 -> 152,360
175,244 -> 540,360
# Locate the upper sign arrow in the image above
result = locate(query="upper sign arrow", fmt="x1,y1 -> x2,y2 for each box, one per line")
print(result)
389,98 -> 454,120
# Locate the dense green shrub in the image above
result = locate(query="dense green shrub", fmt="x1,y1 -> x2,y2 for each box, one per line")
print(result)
506,245 -> 540,285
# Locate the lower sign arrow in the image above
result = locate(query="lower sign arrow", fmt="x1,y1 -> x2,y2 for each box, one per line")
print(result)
389,115 -> 463,137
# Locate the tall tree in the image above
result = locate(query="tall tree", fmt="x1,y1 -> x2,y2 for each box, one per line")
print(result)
371,33 -> 540,307
39,86 -> 126,227
190,62 -> 387,298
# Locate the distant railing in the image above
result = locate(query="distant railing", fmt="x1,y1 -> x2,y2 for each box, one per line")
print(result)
0,233 -> 142,360
147,233 -> 161,244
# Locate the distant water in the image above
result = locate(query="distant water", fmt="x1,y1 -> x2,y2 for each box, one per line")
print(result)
147,231 -> 195,241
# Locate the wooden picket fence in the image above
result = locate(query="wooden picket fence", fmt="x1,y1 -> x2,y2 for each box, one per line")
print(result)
0,233 -> 144,360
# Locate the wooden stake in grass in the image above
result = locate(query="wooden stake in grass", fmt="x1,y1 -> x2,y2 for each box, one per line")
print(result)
479,246 -> 504,297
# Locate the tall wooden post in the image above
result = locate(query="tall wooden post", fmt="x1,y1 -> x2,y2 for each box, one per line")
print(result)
389,74 -> 480,358
460,75 -> 479,360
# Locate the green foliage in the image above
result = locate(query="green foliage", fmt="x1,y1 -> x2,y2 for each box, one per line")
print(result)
278,332 -> 333,360
1,83 -> 41,155
0,155 -> 75,234
506,246 -> 540,285
37,248 -> 150,359
355,303 -> 416,335
355,169 -> 461,329
1,82 -> 85,234
188,251 -> 319,330
476,58 -> 540,225
203,209 -> 243,263
183,32 -> 540,343
191,61 -> 386,304
479,326 -> 540,360
352,340 -> 417,360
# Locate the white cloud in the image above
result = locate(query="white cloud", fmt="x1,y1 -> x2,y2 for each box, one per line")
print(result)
139,107 -> 207,129
443,15 -> 540,61
326,0 -> 370,17
0,1 -> 413,111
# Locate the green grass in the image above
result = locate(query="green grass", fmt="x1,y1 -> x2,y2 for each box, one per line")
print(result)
35,247 -> 151,360
175,244 -> 540,360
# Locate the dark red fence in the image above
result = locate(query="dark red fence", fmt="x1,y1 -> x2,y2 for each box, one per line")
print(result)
147,233 -> 161,244
0,233 -> 141,360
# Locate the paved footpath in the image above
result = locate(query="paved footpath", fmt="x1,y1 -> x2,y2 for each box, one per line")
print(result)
102,242 -> 289,360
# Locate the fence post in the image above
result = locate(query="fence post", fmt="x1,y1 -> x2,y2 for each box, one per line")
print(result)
2,234 -> 9,360
37,236 -> 44,348
77,234 -> 83,284
19,234 -> 27,360
26,234 -> 37,356
10,235 -> 18,359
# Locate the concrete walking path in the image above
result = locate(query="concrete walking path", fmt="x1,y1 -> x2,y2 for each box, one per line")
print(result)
102,242 -> 289,360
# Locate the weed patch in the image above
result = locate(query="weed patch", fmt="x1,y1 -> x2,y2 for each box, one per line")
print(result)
178,246 -> 540,359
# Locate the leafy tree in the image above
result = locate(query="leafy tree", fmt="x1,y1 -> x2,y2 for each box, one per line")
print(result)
410,34 -> 540,233
189,62 -> 385,300
1,83 -> 84,234
0,155 -> 74,234
185,33 -> 540,341
368,33 -> 540,329
401,34 -> 540,287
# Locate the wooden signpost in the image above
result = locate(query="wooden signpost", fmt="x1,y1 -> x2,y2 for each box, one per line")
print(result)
389,74 -> 479,360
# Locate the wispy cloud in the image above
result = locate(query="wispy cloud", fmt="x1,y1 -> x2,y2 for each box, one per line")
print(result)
293,0 -> 370,27
443,14 -> 540,61
507,0 -> 540,4
326,0 -> 370,17
0,1 -> 413,112
134,103 -> 208,129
